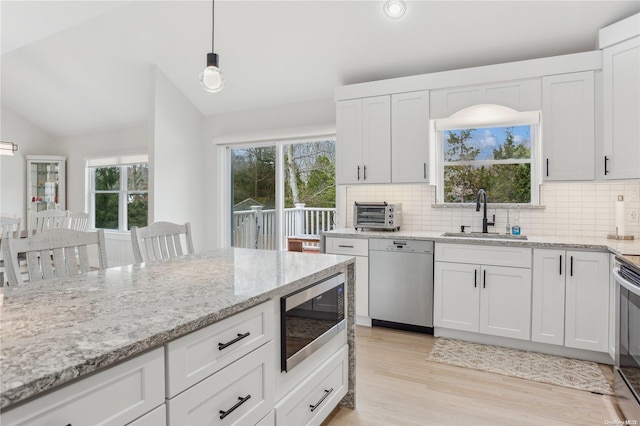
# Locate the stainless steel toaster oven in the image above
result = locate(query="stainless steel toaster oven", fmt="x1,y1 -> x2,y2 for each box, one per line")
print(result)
353,202 -> 402,231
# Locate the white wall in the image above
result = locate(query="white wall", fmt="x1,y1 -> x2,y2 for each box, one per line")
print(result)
150,67 -> 206,250
0,106 -> 56,222
202,97 -> 336,249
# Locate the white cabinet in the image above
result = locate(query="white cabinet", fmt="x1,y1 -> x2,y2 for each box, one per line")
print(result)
274,344 -> 348,426
2,348 -> 165,426
531,249 -> 566,345
167,342 -> 274,426
565,251 -> 610,352
26,155 -> 66,229
391,91 -> 430,183
434,244 -> 532,340
336,97 -> 391,184
325,236 -> 369,325
602,36 -> 640,179
532,249 -> 609,352
542,71 -> 595,181
430,79 -> 541,119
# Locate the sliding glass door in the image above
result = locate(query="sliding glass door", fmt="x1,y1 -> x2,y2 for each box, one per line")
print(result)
229,139 -> 336,251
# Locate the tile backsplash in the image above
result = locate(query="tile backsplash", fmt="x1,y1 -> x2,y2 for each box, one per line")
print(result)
342,181 -> 640,239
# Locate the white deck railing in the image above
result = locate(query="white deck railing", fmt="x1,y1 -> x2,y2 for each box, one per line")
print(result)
232,203 -> 336,250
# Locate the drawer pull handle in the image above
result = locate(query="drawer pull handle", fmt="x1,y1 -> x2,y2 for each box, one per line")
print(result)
219,394 -> 251,419
310,388 -> 334,412
338,245 -> 354,248
218,332 -> 251,350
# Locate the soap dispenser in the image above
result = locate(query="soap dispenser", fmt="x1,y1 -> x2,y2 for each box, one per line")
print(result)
508,205 -> 521,235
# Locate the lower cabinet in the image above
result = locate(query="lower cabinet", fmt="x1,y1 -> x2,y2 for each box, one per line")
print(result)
275,345 -> 348,426
129,404 -> 167,426
2,347 -> 165,426
532,249 -> 610,352
167,342 -> 274,426
434,262 -> 532,340
325,237 -> 369,323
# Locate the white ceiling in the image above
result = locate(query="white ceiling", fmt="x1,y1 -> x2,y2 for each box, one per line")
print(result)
1,1 -> 639,138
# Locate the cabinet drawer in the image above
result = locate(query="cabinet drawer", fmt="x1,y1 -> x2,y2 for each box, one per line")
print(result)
2,348 -> 164,426
275,345 -> 348,426
325,237 -> 368,256
435,243 -> 531,268
128,404 -> 166,426
166,301 -> 274,398
167,342 -> 274,426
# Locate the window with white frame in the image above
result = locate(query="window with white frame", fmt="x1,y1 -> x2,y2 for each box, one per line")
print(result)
87,155 -> 148,231
436,107 -> 539,205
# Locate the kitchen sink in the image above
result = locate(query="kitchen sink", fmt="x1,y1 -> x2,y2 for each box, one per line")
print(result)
441,232 -> 528,240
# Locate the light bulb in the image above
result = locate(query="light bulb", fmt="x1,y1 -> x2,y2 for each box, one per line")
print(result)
200,52 -> 224,93
383,0 -> 406,19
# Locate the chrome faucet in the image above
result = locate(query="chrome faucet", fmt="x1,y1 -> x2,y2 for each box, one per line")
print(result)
475,189 -> 495,233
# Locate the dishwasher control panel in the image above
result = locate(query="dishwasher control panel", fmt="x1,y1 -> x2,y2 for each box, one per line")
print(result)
369,238 -> 433,253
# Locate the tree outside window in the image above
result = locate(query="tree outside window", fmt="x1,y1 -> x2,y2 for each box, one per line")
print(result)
442,126 -> 532,204
91,163 -> 148,230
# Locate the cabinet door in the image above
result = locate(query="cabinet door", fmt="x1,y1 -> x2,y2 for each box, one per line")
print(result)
603,36 -> 640,179
565,251 -> 610,352
479,265 -> 531,340
434,262 -> 480,332
336,99 -> 363,184
532,249 -> 566,345
542,72 -> 595,181
391,91 -> 429,183
361,96 -> 391,184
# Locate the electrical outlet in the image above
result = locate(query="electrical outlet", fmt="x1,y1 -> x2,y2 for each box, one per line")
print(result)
630,209 -> 639,222
626,188 -> 639,202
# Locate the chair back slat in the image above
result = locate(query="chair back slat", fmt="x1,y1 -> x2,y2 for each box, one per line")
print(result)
30,210 -> 69,234
131,222 -> 194,263
0,217 -> 21,237
68,212 -> 89,231
2,229 -> 108,286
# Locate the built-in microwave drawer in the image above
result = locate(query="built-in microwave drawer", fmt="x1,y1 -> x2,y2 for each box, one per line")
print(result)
325,237 -> 368,257
165,300 -> 274,398
167,342 -> 274,426
275,344 -> 348,426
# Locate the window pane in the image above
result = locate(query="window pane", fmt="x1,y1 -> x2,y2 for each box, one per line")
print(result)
127,194 -> 148,229
284,141 -> 336,209
444,164 -> 531,204
127,164 -> 149,191
94,167 -> 120,190
95,193 -> 119,229
444,126 -> 531,161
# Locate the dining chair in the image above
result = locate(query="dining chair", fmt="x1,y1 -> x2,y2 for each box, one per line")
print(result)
130,222 -> 194,263
68,212 -> 89,231
1,217 -> 22,286
29,210 -> 70,234
2,228 -> 108,286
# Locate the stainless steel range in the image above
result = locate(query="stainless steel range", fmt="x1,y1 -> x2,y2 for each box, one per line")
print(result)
614,253 -> 640,420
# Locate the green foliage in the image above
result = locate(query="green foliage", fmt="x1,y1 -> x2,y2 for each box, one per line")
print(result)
93,165 -> 148,230
444,127 -> 531,204
232,148 -> 277,209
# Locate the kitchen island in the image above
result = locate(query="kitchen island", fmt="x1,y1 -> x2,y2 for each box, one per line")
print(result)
0,248 -> 356,424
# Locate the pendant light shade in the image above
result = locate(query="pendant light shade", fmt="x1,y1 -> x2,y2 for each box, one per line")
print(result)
201,0 -> 224,92
200,53 -> 224,93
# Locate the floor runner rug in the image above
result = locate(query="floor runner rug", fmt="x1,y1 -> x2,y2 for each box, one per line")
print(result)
426,337 -> 613,395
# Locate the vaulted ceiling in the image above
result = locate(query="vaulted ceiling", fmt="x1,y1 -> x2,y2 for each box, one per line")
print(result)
2,1 -> 638,138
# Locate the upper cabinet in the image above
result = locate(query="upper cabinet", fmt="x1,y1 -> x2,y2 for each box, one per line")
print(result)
602,36 -> 640,179
430,79 -> 541,119
26,155 -> 66,228
336,96 -> 391,184
391,91 -> 430,183
542,71 -> 595,181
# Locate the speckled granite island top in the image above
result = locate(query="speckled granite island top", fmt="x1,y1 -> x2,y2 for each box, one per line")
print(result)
0,248 -> 354,410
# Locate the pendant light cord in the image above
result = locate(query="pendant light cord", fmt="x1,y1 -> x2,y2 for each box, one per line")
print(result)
211,0 -> 215,53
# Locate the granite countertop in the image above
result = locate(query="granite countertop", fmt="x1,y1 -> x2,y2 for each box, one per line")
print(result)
0,248 -> 354,410
323,228 -> 640,255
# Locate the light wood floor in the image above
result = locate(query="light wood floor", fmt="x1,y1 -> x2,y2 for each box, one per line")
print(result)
323,326 -> 623,426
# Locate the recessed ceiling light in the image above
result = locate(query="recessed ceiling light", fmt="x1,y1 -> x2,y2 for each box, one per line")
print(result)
383,0 -> 406,19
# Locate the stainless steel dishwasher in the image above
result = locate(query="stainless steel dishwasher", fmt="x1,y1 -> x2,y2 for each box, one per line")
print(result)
369,238 -> 434,332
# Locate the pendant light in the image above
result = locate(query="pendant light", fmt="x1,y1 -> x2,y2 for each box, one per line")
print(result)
200,0 -> 224,92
